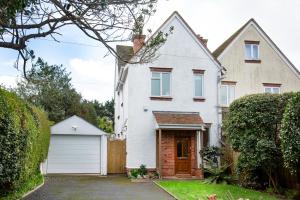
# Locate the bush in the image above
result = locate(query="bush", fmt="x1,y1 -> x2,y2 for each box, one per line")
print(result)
280,93 -> 300,174
130,169 -> 139,178
223,94 -> 289,190
138,164 -> 147,177
0,88 -> 51,197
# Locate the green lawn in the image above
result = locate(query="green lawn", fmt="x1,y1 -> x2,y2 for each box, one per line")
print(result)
156,180 -> 278,200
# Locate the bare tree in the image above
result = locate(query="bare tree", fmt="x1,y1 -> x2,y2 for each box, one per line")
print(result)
0,0 -> 172,78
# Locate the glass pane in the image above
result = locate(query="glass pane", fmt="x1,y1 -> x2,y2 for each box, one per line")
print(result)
152,72 -> 160,78
195,75 -> 203,97
228,85 -> 235,104
151,78 -> 160,96
162,73 -> 170,96
253,45 -> 259,59
182,139 -> 188,158
272,87 -> 280,94
265,87 -> 272,93
177,142 -> 182,157
245,44 -> 252,59
220,85 -> 228,106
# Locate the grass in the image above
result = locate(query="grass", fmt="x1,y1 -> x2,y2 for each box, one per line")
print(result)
1,173 -> 43,200
156,180 -> 278,200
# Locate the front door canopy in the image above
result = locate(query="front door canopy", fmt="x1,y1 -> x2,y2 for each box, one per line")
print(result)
153,111 -> 205,130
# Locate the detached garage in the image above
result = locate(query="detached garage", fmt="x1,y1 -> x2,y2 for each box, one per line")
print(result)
45,115 -> 107,175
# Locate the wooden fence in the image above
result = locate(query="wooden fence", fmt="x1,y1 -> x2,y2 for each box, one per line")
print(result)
107,139 -> 126,174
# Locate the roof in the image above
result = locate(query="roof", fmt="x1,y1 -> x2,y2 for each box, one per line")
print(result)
212,18 -> 252,58
153,111 -> 204,130
116,45 -> 133,68
212,18 -> 300,77
51,115 -> 107,136
117,11 -> 223,69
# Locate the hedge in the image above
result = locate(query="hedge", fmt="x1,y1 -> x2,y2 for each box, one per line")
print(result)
0,88 -> 51,197
223,93 -> 297,189
280,93 -> 300,174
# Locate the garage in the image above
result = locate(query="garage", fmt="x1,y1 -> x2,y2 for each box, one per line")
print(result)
45,115 -> 107,175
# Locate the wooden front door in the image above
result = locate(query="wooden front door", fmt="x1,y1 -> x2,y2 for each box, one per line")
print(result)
175,136 -> 191,174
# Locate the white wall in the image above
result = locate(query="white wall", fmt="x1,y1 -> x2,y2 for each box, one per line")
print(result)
125,14 -> 221,168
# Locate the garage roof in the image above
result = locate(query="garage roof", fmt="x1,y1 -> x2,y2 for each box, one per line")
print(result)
51,115 -> 107,136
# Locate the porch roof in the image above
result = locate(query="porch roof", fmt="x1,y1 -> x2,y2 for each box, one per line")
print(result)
153,111 -> 204,130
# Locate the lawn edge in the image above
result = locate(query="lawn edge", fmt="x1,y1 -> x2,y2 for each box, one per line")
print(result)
153,181 -> 180,200
20,177 -> 45,199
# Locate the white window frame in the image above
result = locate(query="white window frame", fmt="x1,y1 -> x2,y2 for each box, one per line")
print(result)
264,86 -> 280,94
151,72 -> 171,97
220,84 -> 235,107
194,74 -> 204,98
245,43 -> 260,60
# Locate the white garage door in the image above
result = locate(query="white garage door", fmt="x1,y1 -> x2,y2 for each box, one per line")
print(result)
47,135 -> 101,173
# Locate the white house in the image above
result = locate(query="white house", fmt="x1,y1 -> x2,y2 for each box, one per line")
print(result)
44,115 -> 107,175
114,11 -> 223,178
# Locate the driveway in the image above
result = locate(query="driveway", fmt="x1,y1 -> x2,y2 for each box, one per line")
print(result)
23,175 -> 174,200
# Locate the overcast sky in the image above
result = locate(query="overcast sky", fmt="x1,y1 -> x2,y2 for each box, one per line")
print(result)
1,0 -> 299,103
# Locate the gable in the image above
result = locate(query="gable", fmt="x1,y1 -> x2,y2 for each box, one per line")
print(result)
51,115 -> 106,135
214,19 -> 300,79
135,11 -> 222,70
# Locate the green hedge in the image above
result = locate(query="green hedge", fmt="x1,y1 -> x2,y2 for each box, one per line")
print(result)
223,92 -> 297,189
0,88 -> 51,197
280,93 -> 300,174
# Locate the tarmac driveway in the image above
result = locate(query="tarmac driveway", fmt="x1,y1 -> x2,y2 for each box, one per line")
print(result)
23,175 -> 174,200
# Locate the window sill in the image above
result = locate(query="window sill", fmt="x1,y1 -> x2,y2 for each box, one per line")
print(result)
150,96 -> 173,101
245,59 -> 261,63
193,97 -> 206,102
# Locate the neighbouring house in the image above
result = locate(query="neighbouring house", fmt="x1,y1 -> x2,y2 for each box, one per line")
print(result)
43,115 -> 107,175
114,11 -> 224,178
213,18 -> 300,109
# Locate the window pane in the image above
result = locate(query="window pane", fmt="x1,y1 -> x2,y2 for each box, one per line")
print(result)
151,78 -> 160,96
228,85 -> 235,104
195,75 -> 203,97
220,85 -> 228,106
177,142 -> 182,157
265,87 -> 272,93
245,44 -> 252,59
162,73 -> 170,96
253,45 -> 259,59
273,87 -> 280,94
152,72 -> 160,78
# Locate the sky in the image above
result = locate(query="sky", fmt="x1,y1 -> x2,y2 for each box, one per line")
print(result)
1,0 -> 300,103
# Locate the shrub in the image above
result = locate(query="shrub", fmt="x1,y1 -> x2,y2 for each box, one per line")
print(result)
223,94 -> 288,190
130,169 -> 139,178
138,164 -> 147,177
280,93 -> 300,174
0,88 -> 50,197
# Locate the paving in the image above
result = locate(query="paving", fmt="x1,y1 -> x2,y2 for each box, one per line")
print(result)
23,175 -> 175,200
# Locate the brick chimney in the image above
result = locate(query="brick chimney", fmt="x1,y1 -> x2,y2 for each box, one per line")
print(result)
197,34 -> 208,47
132,34 -> 146,54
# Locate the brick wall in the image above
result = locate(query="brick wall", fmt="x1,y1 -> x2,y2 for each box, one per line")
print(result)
160,130 -> 203,178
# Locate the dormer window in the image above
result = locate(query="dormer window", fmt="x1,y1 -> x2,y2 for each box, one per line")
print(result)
245,40 -> 260,63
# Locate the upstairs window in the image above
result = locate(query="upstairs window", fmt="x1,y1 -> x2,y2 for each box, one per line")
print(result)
193,69 -> 205,101
220,82 -> 236,106
194,74 -> 204,97
263,83 -> 281,94
264,87 -> 280,94
245,40 -> 260,61
151,69 -> 171,97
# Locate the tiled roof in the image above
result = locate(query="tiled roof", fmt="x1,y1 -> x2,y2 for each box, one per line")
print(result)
153,111 -> 203,125
116,45 -> 133,68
